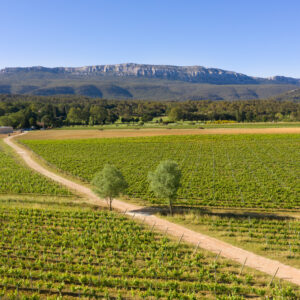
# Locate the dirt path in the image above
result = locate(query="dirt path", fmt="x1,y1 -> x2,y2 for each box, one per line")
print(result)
18,127 -> 300,140
4,133 -> 300,287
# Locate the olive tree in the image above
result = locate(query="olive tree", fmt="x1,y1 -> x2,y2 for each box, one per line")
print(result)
148,160 -> 181,216
92,164 -> 128,211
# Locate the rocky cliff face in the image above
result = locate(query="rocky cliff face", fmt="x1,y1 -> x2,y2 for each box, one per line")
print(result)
66,63 -> 256,84
1,63 -> 300,100
2,63 -> 299,85
268,76 -> 300,85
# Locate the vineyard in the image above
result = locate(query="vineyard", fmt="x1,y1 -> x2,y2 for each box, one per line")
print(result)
21,134 -> 300,209
0,140 -> 70,196
0,199 -> 298,299
164,211 -> 300,268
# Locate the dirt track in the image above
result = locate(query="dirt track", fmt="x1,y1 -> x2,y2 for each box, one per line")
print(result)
4,133 -> 300,287
19,127 -> 300,140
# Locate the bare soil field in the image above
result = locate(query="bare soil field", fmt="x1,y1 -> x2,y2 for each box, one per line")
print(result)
0,133 -> 19,139
19,127 -> 300,140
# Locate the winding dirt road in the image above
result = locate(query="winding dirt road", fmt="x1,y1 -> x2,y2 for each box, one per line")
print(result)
4,133 -> 300,287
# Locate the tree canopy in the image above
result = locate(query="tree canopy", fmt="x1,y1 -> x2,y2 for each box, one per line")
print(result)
0,94 -> 299,129
92,165 -> 128,211
148,160 -> 181,215
168,107 -> 184,121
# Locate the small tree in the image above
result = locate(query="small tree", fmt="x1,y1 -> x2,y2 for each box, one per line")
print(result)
92,165 -> 128,211
168,107 -> 184,122
148,160 -> 181,216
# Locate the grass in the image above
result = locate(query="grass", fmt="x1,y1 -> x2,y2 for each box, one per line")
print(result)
158,208 -> 300,269
58,121 -> 300,130
0,194 -> 84,210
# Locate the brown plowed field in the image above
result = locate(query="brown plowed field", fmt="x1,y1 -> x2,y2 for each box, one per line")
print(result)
19,127 -> 300,140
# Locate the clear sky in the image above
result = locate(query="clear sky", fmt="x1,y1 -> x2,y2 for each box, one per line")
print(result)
1,0 -> 300,77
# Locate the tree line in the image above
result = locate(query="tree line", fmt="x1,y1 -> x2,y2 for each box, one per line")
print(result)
0,94 -> 299,128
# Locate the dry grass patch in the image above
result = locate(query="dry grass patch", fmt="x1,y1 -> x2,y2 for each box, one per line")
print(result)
160,209 -> 300,269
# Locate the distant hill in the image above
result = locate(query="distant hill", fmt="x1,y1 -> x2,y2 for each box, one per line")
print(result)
1,63 -> 300,100
271,88 -> 300,102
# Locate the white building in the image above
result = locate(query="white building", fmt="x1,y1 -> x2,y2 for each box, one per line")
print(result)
0,126 -> 13,134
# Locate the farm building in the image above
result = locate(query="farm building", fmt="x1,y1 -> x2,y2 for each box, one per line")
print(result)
0,126 -> 13,134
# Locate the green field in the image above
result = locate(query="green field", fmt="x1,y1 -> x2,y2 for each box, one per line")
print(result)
6,132 -> 299,298
0,140 -> 70,196
21,134 -> 300,209
162,210 -> 300,268
0,198 -> 298,299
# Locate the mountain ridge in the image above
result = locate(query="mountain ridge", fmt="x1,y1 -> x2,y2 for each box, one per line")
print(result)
1,63 -> 300,100
2,63 -> 300,85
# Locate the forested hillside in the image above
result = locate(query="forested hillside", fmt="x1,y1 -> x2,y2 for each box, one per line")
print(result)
1,63 -> 300,100
272,88 -> 300,102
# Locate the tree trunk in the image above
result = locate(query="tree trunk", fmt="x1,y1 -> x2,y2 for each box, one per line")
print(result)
109,197 -> 112,211
169,198 -> 173,216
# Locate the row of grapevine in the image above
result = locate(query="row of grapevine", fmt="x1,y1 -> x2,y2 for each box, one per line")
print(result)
0,141 -> 70,196
0,201 -> 298,299
21,134 -> 300,209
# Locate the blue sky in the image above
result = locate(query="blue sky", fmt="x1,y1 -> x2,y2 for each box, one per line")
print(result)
1,0 -> 300,77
